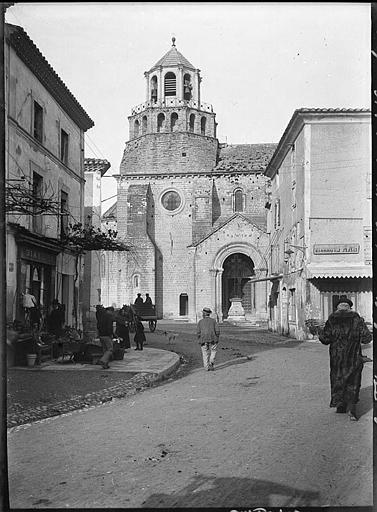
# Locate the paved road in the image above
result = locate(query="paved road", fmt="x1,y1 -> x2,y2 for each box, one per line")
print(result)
7,328 -> 373,509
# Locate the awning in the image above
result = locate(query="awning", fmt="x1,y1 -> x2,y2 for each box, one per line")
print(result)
307,266 -> 372,279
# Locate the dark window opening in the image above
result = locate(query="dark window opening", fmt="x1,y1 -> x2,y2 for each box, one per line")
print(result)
189,114 -> 195,132
164,72 -> 176,97
157,113 -> 165,133
134,119 -> 140,137
32,172 -> 43,232
200,116 -> 206,136
151,76 -> 158,102
60,129 -> 69,164
60,190 -> 68,238
234,189 -> 243,212
179,293 -> 188,316
171,112 -> 178,132
183,73 -> 192,100
33,101 -> 43,142
142,116 -> 147,134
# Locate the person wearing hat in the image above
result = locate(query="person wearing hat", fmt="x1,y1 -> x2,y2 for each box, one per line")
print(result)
197,307 -> 220,371
318,297 -> 372,421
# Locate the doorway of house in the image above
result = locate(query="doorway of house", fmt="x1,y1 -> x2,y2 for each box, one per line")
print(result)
221,253 -> 254,319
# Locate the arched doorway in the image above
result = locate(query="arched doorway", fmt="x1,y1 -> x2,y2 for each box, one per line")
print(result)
221,253 -> 254,319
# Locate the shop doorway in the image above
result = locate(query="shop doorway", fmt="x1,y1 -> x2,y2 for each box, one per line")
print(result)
221,253 -> 254,319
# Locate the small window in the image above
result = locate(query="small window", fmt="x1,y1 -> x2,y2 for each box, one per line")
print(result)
134,120 -> 140,138
157,113 -> 165,133
142,116 -> 147,134
133,275 -> 140,288
234,189 -> 244,212
274,199 -> 280,228
32,172 -> 43,232
171,112 -> 178,132
60,129 -> 69,164
60,190 -> 68,237
200,117 -> 206,136
33,101 -> 43,142
164,72 -> 176,97
151,76 -> 158,102
189,114 -> 195,132
183,74 -> 192,100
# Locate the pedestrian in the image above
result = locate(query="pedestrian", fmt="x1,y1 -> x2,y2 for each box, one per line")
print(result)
96,306 -> 115,369
145,293 -> 152,305
134,316 -> 146,350
197,307 -> 220,371
134,293 -> 144,305
115,308 -> 131,350
47,299 -> 65,336
318,297 -> 372,421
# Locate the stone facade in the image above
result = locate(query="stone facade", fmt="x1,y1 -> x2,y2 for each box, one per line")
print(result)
265,108 -> 372,340
102,40 -> 276,322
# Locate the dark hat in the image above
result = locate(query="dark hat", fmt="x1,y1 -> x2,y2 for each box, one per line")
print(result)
202,307 -> 212,314
336,298 -> 353,308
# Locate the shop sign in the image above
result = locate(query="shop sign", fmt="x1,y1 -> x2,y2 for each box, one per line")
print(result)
20,245 -> 56,266
313,244 -> 359,255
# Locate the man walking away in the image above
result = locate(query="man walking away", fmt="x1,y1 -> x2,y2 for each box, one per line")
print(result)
318,298 -> 372,421
97,306 -> 115,369
197,307 -> 220,371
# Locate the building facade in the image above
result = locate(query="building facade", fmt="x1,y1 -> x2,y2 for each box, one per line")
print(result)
102,40 -> 276,322
5,23 -> 94,328
265,108 -> 372,339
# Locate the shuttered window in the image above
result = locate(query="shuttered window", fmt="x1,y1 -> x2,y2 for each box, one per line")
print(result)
164,72 -> 176,96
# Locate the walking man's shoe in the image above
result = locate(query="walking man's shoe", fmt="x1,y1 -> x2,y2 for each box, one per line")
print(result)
101,362 -> 110,369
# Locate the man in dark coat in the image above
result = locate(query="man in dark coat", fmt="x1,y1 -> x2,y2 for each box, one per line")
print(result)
318,298 -> 372,421
197,307 -> 220,371
134,293 -> 143,305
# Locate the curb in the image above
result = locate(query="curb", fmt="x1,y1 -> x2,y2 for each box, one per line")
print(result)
7,353 -> 181,430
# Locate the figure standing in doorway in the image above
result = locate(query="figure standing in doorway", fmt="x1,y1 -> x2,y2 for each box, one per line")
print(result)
197,307 -> 220,371
318,298 -> 372,421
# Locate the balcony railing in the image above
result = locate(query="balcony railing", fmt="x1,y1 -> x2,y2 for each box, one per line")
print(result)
131,98 -> 214,115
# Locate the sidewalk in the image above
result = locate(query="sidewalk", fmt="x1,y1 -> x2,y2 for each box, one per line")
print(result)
7,346 -> 181,430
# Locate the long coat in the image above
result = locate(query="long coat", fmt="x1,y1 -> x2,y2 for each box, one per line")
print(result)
318,310 -> 372,407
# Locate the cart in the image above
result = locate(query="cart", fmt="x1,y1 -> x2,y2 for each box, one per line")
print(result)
130,303 -> 158,332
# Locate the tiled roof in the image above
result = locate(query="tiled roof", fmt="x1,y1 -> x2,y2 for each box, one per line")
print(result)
295,107 -> 370,114
6,23 -> 94,131
84,158 -> 111,176
149,45 -> 195,72
214,144 -> 277,173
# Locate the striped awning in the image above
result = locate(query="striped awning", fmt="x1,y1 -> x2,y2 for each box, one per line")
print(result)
307,265 -> 372,279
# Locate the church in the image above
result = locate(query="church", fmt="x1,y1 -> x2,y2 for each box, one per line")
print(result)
102,39 -> 276,323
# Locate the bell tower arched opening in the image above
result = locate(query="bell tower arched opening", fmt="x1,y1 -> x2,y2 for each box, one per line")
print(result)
221,253 -> 254,319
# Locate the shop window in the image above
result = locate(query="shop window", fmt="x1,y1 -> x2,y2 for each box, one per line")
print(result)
200,117 -> 206,135
189,114 -> 195,132
60,190 -> 68,238
171,112 -> 178,132
60,129 -> 69,165
33,100 -> 43,142
157,113 -> 165,132
179,293 -> 188,316
164,72 -> 176,97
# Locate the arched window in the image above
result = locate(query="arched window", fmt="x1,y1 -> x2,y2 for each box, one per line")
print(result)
189,114 -> 195,132
134,119 -> 140,138
150,76 -> 158,102
133,274 -> 140,288
171,112 -> 178,132
233,189 -> 244,212
164,72 -> 176,97
157,113 -> 165,132
200,117 -> 206,135
183,73 -> 192,100
142,116 -> 147,134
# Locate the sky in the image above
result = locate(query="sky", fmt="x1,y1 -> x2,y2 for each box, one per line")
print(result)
5,2 -> 371,212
